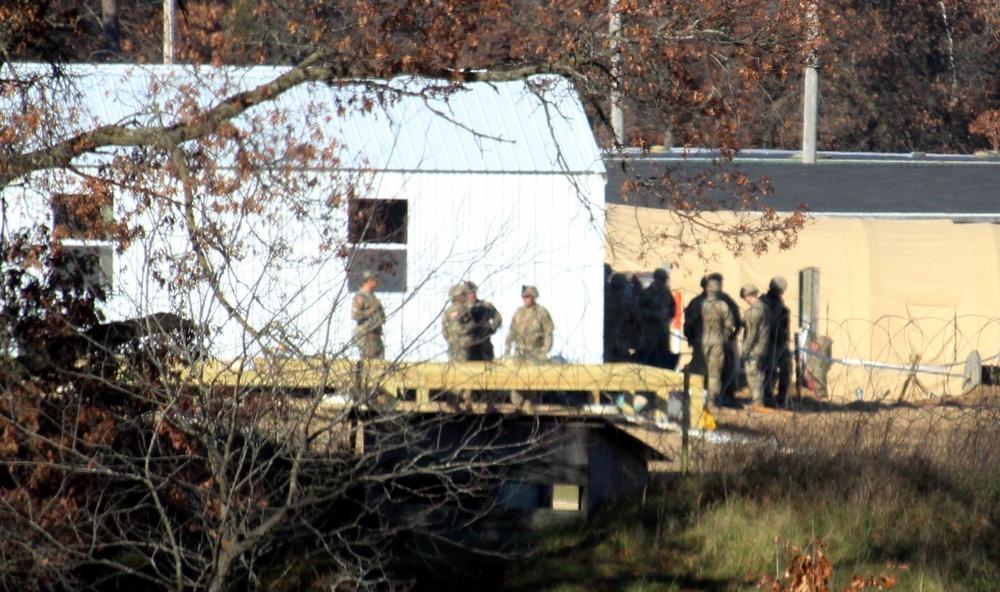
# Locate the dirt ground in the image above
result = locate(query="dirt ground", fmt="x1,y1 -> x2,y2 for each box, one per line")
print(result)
634,385 -> 1000,473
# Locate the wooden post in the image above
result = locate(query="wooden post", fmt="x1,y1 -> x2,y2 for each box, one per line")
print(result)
353,420 -> 364,454
681,369 -> 690,474
801,1 -> 819,163
898,354 -> 929,402
589,389 -> 601,405
794,331 -> 802,404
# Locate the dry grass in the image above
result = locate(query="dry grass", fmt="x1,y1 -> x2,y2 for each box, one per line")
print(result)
665,386 -> 1000,590
399,386 -> 1000,592
636,385 -> 1000,475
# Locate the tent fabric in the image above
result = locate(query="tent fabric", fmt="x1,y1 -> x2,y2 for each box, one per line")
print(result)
605,204 -> 1000,401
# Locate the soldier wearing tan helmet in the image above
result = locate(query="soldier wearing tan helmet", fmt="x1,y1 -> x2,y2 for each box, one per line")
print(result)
739,284 -> 771,408
701,278 -> 736,407
504,285 -> 554,363
685,272 -> 742,405
351,270 -> 385,359
442,283 -> 473,361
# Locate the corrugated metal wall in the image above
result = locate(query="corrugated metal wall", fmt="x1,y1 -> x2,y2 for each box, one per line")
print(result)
3,64 -> 608,363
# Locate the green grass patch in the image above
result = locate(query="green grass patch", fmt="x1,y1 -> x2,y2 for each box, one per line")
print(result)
395,407 -> 1000,591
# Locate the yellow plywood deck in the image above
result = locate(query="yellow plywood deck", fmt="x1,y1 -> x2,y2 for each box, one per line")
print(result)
198,359 -> 689,400
193,358 -> 710,428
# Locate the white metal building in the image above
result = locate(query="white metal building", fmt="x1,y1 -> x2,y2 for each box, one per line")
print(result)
2,64 -> 607,362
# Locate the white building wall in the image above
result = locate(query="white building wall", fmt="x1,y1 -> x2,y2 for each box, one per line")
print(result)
42,168 -> 606,364
2,65 -> 607,363
342,170 -> 606,363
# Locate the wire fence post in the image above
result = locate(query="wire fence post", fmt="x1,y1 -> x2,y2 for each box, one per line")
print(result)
682,367 -> 690,474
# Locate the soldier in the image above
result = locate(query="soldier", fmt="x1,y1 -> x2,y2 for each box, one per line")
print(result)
351,270 -> 385,360
504,285 -> 554,363
701,278 -> 737,408
740,284 -> 771,408
684,272 -> 741,394
682,275 -> 709,376
442,283 -> 473,361
713,274 -> 744,399
637,268 -> 676,368
464,281 -> 503,361
760,276 -> 792,407
604,272 -> 640,362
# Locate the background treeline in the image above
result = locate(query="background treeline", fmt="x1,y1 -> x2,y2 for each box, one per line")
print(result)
10,0 -> 1000,154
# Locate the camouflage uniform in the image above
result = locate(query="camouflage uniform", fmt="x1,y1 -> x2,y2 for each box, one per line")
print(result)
700,279 -> 736,405
351,278 -> 385,360
684,273 -> 742,395
466,281 -> 503,362
442,284 -> 473,361
505,286 -> 554,362
636,268 -> 676,368
740,284 -> 771,406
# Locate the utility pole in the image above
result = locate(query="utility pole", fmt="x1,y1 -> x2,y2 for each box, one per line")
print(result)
163,0 -> 176,64
801,1 -> 819,164
101,0 -> 121,56
609,0 -> 625,147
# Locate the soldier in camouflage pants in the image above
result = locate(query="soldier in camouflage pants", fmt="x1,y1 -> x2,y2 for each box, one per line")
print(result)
701,278 -> 736,407
505,285 -> 554,363
442,283 -> 473,361
351,270 -> 386,360
739,284 -> 771,407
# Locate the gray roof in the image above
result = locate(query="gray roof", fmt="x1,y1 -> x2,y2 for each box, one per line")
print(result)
6,63 -> 605,175
606,149 -> 1000,222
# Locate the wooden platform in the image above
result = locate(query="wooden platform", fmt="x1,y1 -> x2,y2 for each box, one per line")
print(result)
196,358 -> 703,417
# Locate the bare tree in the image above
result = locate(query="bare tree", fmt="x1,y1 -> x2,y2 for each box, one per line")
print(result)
0,59 -> 579,590
0,340 -> 551,590
1,0 -> 810,254
0,3 -> 818,589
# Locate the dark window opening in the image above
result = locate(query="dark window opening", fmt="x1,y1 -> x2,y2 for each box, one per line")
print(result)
500,482 -> 582,512
348,198 -> 408,244
53,193 -> 113,241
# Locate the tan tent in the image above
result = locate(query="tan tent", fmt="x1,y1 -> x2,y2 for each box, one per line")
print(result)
605,204 -> 1000,402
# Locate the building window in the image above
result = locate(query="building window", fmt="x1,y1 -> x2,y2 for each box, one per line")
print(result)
348,198 -> 407,244
53,193 -> 113,241
551,484 -> 582,511
52,193 -> 114,293
347,248 -> 407,292
55,245 -> 114,292
348,198 -> 407,292
499,482 -> 583,512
